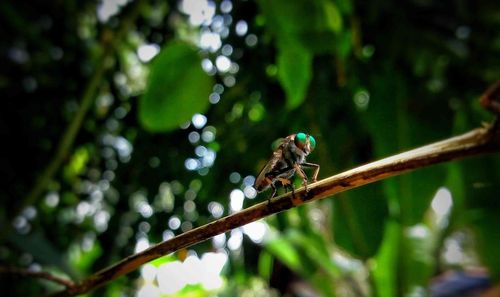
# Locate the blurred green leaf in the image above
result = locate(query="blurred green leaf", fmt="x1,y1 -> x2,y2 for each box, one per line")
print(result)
257,250 -> 273,281
139,41 -> 213,132
446,105 -> 500,280
401,224 -> 435,293
333,184 -> 388,259
461,155 -> 500,281
372,221 -> 400,297
323,0 -> 343,32
277,46 -> 313,109
9,231 -> 76,278
69,241 -> 102,274
269,229 -> 338,297
365,71 -> 447,225
472,210 -> 500,282
4,0 -> 500,295
287,230 -> 341,279
265,236 -> 301,272
64,146 -> 89,181
258,0 -> 342,54
150,255 -> 176,267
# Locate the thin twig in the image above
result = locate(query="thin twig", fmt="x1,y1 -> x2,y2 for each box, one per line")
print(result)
45,120 -> 500,297
0,266 -> 74,288
480,80 -> 500,116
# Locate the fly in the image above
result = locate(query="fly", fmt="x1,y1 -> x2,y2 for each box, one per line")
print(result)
254,132 -> 320,201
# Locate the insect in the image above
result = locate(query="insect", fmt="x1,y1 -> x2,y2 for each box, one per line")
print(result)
254,132 -> 320,201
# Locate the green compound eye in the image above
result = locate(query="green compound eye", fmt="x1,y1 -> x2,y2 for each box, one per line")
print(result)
296,132 -> 307,145
309,135 -> 316,150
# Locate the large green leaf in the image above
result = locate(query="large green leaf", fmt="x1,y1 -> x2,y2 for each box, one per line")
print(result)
266,229 -> 338,297
364,70 -> 448,225
257,0 -> 342,55
287,229 -> 340,279
472,209 -> 500,282
277,46 -> 313,109
445,106 -> 500,280
361,68 -> 450,293
139,41 -> 213,132
333,183 -> 388,259
461,154 -> 500,281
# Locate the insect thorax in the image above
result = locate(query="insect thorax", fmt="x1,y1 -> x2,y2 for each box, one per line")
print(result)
283,140 -> 307,165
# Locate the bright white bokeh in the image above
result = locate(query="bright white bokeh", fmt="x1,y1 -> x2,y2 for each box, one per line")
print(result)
185,158 -> 200,170
220,0 -> 233,13
192,113 -> 207,129
180,0 -> 216,26
201,149 -> 216,167
200,31 -> 221,52
212,233 -> 226,248
243,186 -> 257,199
141,264 -> 157,282
156,252 -> 227,294
431,187 -> 453,217
200,252 -> 227,289
242,175 -> 255,186
97,0 -> 130,23
136,283 -> 160,297
407,224 -> 429,239
157,261 -> 184,294
332,252 -> 363,271
443,237 -> 465,264
183,255 -> 202,285
208,201 -> 224,218
45,191 -> 60,207
137,44 -> 160,63
242,221 -> 267,243
168,216 -> 181,230
229,189 -> 245,212
215,55 -> 231,72
134,237 -> 150,253
201,58 -> 214,73
227,228 -> 243,250
235,20 -> 248,36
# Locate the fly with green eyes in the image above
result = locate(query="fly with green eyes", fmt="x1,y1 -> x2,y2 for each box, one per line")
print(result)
254,132 -> 320,201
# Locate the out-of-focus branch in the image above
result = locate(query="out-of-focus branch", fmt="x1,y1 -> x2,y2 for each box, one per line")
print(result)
0,266 -> 74,288
10,0 -> 146,222
45,106 -> 500,296
480,80 -> 500,116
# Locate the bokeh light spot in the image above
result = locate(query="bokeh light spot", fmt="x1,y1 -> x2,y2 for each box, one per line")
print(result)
137,44 -> 160,62
235,20 -> 248,36
230,189 -> 244,212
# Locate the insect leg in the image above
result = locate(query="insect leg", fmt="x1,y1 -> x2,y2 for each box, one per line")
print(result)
301,162 -> 320,182
268,183 -> 277,205
287,183 -> 295,198
276,177 -> 295,197
294,163 -> 309,192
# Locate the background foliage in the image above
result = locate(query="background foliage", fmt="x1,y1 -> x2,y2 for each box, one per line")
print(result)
1,0 -> 499,296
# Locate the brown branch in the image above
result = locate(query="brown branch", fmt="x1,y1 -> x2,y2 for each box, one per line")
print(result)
480,79 -> 500,116
45,119 -> 500,297
0,266 -> 74,288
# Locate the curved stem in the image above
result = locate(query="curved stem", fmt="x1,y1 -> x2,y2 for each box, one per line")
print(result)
0,266 -> 74,288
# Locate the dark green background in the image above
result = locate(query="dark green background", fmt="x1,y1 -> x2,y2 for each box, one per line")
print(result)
1,0 -> 499,296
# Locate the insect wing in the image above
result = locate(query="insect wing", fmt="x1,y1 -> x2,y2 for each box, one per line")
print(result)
254,137 -> 292,191
254,148 -> 282,191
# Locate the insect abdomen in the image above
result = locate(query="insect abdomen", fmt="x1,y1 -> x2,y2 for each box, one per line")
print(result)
255,176 -> 272,191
